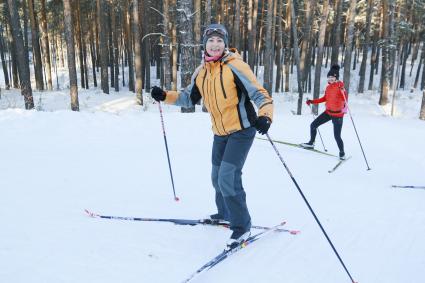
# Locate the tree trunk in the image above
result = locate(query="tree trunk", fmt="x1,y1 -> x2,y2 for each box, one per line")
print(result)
63,0 -> 79,111
111,3 -> 119,92
59,33 -> 65,68
252,0 -> 261,71
28,0 -> 44,90
171,11 -> 177,91
22,0 -> 29,55
177,0 -> 196,113
51,30 -> 60,89
290,0 -> 304,115
275,0 -> 283,93
124,0 -> 134,92
331,0 -> 342,65
162,0 -> 172,89
140,0 -> 150,93
358,0 -> 373,93
412,43 -> 424,90
247,0 -> 254,69
108,6 -> 114,88
399,42 -> 409,89
300,0 -> 316,89
94,9 -> 100,71
97,0 -> 109,94
205,0 -> 211,25
7,0 -> 34,109
368,30 -> 378,90
40,0 -> 52,90
133,0 -> 143,104
263,0 -> 274,95
421,50 -> 425,90
312,0 -> 329,114
410,36 -> 420,77
194,0 -> 201,66
343,0 -> 357,93
0,28 -> 10,89
5,20 -> 19,89
83,31 -> 89,89
379,1 -> 392,105
89,13 -> 97,87
75,0 -> 85,89
420,90 -> 425,120
233,0 -> 241,51
284,0 -> 291,92
390,44 -> 402,116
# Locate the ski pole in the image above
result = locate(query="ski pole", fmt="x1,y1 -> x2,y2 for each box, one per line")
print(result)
158,102 -> 179,201
341,90 -> 371,170
265,133 -> 358,283
308,103 -> 328,152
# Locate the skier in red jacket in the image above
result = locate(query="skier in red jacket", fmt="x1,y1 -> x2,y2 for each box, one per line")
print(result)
301,65 -> 348,160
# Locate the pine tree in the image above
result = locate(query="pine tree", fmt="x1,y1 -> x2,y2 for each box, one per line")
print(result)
358,0 -> 373,93
132,0 -> 143,104
7,0 -> 34,109
28,0 -> 44,90
97,0 -> 109,94
343,0 -> 357,93
63,0 -> 79,111
177,0 -> 196,113
313,0 -> 330,114
420,90 -> 425,120
40,0 -> 52,90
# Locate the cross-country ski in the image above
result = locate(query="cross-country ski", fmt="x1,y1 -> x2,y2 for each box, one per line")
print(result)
328,156 -> 352,173
256,136 -> 337,157
84,209 -> 299,233
181,222 -> 291,283
391,185 -> 425,190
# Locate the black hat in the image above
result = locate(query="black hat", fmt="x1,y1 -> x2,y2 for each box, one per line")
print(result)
327,65 -> 340,79
202,24 -> 229,49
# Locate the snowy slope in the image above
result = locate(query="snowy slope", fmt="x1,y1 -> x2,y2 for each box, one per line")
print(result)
0,88 -> 424,283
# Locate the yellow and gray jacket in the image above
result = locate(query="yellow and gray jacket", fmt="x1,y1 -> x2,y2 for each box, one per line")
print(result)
165,49 -> 273,136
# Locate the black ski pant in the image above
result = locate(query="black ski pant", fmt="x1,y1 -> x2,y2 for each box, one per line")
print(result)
211,127 -> 255,235
309,111 -> 344,153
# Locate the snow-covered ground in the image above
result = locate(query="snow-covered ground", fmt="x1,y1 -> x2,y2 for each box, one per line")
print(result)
0,81 -> 424,283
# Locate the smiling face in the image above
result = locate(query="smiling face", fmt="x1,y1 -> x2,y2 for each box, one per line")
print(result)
205,36 -> 225,57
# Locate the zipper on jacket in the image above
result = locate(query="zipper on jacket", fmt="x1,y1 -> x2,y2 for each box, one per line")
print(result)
220,65 -> 227,99
213,76 -> 228,135
204,68 -> 222,135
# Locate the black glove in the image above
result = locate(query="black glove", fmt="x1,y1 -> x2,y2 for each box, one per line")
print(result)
151,86 -> 166,102
255,116 -> 272,135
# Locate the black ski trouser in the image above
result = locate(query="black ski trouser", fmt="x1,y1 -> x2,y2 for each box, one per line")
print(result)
309,111 -> 344,153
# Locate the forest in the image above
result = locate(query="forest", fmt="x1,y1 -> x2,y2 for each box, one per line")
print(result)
1,0 -> 425,119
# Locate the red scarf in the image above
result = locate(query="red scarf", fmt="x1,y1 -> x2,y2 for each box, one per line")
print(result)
204,54 -> 223,62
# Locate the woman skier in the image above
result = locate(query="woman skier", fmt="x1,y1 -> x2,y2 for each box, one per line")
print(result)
150,24 -> 273,249
301,64 -> 348,160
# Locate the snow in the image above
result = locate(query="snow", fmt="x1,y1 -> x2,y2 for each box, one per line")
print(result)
1,47 -> 425,283
1,82 -> 424,283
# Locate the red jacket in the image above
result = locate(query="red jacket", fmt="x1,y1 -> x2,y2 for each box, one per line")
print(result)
310,81 -> 348,118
